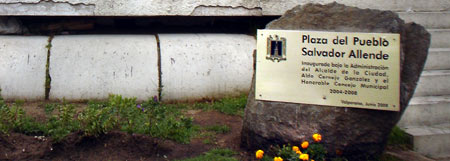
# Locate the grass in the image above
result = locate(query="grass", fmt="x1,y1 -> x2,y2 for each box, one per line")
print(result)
387,126 -> 412,150
194,124 -> 232,145
205,124 -> 231,134
378,154 -> 403,161
192,94 -> 248,116
176,148 -> 238,161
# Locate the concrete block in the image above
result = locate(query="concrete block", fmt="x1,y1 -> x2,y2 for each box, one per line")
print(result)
159,34 -> 255,101
429,29 -> 450,48
0,36 -> 47,100
399,12 -> 450,29
398,96 -> 450,127
49,35 -> 158,101
414,70 -> 450,96
424,48 -> 450,70
402,124 -> 450,159
0,0 -> 449,16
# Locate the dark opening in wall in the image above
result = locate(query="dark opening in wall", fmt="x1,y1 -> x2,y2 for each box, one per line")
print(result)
11,16 -> 279,35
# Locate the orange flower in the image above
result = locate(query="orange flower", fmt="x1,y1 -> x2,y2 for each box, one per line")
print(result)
292,146 -> 299,152
299,154 -> 309,161
296,150 -> 302,154
274,157 -> 283,161
313,133 -> 322,142
301,141 -> 309,149
255,150 -> 264,159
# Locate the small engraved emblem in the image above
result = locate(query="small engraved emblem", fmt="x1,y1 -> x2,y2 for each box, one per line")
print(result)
266,35 -> 286,62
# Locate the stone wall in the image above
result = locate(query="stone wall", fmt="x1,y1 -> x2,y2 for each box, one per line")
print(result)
0,0 -> 448,16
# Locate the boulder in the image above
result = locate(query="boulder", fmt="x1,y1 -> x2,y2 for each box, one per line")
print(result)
241,3 -> 431,160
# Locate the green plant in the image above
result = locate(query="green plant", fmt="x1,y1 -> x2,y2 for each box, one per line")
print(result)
211,94 -> 247,115
0,100 -> 43,135
176,148 -> 238,161
1,94 -> 196,144
79,95 -> 195,143
205,124 -> 231,134
78,105 -> 116,136
270,144 -> 301,161
146,104 -> 194,144
45,103 -> 80,141
256,133 -> 327,161
305,143 -> 327,161
44,103 -> 57,115
191,94 -> 247,116
388,126 -> 411,150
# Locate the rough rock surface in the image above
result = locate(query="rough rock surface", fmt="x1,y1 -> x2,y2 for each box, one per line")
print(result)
241,3 -> 431,160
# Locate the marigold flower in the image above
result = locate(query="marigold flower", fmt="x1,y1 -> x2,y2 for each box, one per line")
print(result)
313,133 -> 322,142
301,141 -> 309,149
274,157 -> 283,161
299,154 -> 309,161
296,150 -> 302,154
292,146 -> 299,152
255,150 -> 264,159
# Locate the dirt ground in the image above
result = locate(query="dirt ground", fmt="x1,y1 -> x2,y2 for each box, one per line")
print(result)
0,102 -> 428,161
0,103 -> 251,161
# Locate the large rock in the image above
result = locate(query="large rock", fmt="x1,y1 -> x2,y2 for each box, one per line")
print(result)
241,3 -> 431,160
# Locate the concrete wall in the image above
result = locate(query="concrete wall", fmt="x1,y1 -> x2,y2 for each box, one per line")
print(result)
0,34 -> 255,102
159,34 -> 255,101
0,0 -> 448,16
0,36 -> 48,101
49,35 -> 159,101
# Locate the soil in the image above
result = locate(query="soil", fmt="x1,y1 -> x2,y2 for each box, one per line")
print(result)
0,105 -> 251,161
0,103 -> 426,161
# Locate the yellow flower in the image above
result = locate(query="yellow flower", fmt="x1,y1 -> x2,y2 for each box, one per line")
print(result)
313,133 -> 322,142
274,157 -> 283,161
299,154 -> 309,161
296,150 -> 302,154
255,150 -> 264,159
292,146 -> 299,152
301,141 -> 309,149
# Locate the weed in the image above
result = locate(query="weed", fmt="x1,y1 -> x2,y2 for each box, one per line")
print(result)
377,153 -> 402,161
0,100 -> 43,135
79,94 -> 196,143
191,94 -> 247,116
205,124 -> 231,134
388,126 -> 412,150
44,103 -> 58,115
211,94 -> 247,115
176,148 -> 238,161
45,104 -> 80,141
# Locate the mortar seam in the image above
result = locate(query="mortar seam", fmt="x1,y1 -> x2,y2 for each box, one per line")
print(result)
155,34 -> 163,101
45,35 -> 54,100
